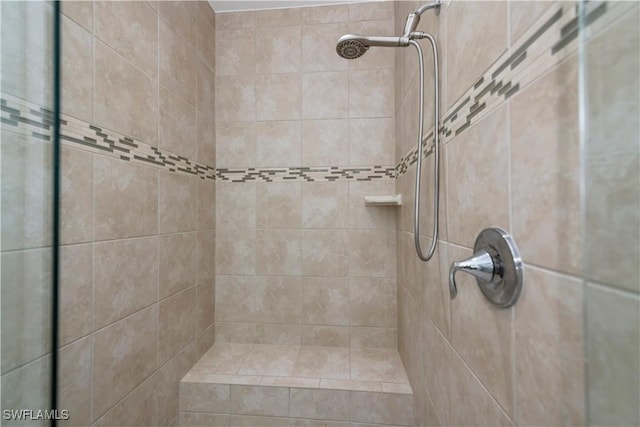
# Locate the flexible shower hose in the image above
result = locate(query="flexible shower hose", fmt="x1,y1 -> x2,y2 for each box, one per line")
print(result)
409,35 -> 440,262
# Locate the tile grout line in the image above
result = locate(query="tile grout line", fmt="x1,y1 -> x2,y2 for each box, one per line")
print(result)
89,139 -> 96,425
506,73 -> 518,423
155,5 -> 161,397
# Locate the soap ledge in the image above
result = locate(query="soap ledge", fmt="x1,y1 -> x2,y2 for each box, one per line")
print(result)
363,194 -> 402,206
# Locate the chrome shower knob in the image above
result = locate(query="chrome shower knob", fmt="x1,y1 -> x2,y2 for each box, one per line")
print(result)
449,249 -> 495,299
448,227 -> 523,308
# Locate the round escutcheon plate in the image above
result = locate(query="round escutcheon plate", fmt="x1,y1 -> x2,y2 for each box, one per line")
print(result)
472,227 -> 523,308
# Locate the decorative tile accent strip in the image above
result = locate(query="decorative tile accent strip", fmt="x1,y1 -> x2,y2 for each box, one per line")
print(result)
396,0 -> 623,177
395,130 -> 434,177
1,94 -> 395,183
216,165 -> 395,182
1,94 -> 216,180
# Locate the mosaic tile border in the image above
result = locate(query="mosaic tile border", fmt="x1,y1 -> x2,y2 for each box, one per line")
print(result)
216,165 -> 395,182
0,94 -> 217,180
1,94 -> 395,183
395,0 -> 622,177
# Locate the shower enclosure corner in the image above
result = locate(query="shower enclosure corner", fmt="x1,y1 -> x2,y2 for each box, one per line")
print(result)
1,0 -> 61,422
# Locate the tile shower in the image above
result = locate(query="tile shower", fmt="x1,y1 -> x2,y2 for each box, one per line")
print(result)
0,1 -> 637,427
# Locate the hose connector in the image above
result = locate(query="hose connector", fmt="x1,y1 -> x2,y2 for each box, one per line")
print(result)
409,31 -> 428,40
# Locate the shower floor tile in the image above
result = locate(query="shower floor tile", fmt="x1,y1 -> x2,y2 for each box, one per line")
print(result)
183,342 -> 411,389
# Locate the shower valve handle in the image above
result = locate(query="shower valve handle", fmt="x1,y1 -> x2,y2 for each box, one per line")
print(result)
448,227 -> 523,308
449,249 -> 496,300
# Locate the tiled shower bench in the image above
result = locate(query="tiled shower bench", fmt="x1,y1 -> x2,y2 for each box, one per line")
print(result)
179,343 -> 414,426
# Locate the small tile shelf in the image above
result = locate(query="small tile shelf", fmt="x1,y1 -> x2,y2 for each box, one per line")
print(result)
363,194 -> 402,206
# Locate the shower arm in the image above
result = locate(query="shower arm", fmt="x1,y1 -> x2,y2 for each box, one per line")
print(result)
403,1 -> 441,38
415,0 -> 442,16
409,33 -> 440,262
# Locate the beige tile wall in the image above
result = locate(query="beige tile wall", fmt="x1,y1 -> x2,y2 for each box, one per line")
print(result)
583,5 -> 639,425
392,1 -> 638,426
53,2 -> 216,426
214,2 -> 399,348
3,1 -> 635,426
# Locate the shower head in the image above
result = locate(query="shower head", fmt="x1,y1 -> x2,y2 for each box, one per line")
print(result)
336,34 -> 404,59
336,36 -> 369,59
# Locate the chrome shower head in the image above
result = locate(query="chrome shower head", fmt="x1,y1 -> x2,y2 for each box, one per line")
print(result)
336,34 -> 404,60
336,37 -> 369,59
